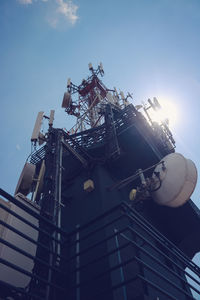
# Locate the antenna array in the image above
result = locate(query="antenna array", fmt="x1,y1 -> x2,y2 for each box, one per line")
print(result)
62,63 -> 132,134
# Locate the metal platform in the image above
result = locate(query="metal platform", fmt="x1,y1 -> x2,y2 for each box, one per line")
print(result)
30,104 -> 175,167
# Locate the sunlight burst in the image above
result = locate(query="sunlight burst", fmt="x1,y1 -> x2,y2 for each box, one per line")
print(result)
149,98 -> 178,129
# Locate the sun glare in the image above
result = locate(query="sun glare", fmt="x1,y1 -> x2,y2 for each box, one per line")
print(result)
149,99 -> 178,129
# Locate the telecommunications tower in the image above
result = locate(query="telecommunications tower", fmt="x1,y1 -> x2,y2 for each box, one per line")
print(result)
0,64 -> 200,300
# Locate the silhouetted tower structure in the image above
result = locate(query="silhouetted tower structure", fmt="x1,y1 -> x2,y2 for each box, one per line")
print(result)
0,64 -> 200,300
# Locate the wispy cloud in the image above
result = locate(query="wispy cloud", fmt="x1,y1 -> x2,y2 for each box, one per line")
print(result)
18,0 -> 33,4
17,0 -> 79,27
56,0 -> 79,25
18,0 -> 48,3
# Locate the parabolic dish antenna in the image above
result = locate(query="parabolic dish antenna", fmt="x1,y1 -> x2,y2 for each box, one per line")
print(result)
15,163 -> 36,196
151,153 -> 197,207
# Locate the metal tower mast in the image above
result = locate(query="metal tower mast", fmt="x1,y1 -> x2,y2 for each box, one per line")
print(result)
62,63 -> 132,134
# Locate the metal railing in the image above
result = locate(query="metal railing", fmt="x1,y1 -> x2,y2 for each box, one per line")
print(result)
64,202 -> 200,300
0,188 -> 67,300
29,105 -> 174,168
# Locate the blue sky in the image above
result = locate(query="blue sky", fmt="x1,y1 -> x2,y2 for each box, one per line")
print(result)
1,1 -> 200,206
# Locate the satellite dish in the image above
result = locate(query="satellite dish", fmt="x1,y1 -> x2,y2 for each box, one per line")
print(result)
151,153 -> 197,207
15,163 -> 36,196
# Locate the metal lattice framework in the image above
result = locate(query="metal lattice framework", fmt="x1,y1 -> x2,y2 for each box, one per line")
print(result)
62,63 -> 132,134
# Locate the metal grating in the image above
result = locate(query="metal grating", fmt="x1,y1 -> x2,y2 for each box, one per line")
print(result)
30,146 -> 46,165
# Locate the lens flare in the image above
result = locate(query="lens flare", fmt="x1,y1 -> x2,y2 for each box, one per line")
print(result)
149,99 -> 177,129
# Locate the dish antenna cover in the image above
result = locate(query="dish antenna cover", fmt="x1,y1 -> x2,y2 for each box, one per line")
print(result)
152,153 -> 197,207
15,163 -> 36,196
